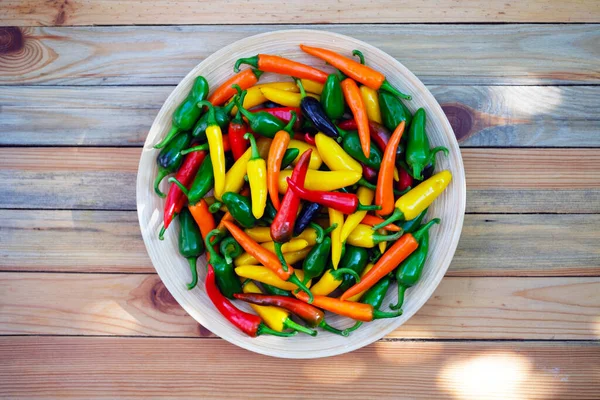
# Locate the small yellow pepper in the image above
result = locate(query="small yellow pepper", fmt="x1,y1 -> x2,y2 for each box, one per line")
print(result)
299,79 -> 324,95
329,207 -> 344,269
314,133 -> 362,173
340,187 -> 374,243
244,133 -> 267,219
278,169 -> 362,194
235,266 -> 311,291
260,87 -> 319,108
287,139 -> 322,169
345,263 -> 375,302
234,244 -> 312,266
359,85 -> 382,124
228,82 -> 299,114
311,267 -> 361,296
219,137 -> 270,200
347,224 -> 402,248
378,229 -> 387,255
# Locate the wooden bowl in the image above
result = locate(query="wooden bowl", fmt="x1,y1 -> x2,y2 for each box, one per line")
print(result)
137,30 -> 466,358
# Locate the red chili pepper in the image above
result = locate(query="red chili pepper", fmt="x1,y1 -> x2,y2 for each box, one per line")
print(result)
286,178 -> 380,215
228,118 -> 249,161
205,265 -> 295,337
397,167 -> 413,191
159,150 -> 205,239
338,119 -> 390,153
251,107 -> 302,130
361,163 -> 378,183
303,132 -> 316,145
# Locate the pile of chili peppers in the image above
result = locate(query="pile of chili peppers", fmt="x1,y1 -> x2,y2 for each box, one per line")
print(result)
153,46 -> 452,338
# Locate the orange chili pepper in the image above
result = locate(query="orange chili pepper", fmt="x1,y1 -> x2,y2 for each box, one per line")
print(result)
188,199 -> 216,261
208,69 -> 263,106
234,54 -> 328,83
299,45 -> 411,100
360,214 -> 401,232
375,121 -> 406,216
295,292 -> 400,322
267,112 -> 297,210
340,233 -> 418,301
341,78 -> 370,158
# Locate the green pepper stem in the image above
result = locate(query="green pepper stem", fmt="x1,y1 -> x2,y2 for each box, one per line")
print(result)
288,274 -> 314,304
167,177 -> 189,197
322,223 -> 338,237
357,178 -> 377,191
336,126 -> 350,139
357,203 -> 381,212
180,144 -> 209,156
390,285 -> 407,310
196,100 -> 216,125
372,230 -> 402,245
153,125 -> 179,149
273,242 -> 289,272
244,133 -> 261,160
208,202 -> 222,213
204,229 -> 223,262
233,55 -> 259,73
186,257 -> 198,290
352,49 -> 365,65
252,69 -> 264,80
233,87 -> 256,123
343,321 -> 363,335
284,318 -> 317,337
257,323 -> 297,337
158,224 -> 166,241
283,111 -> 297,135
427,146 -> 449,168
220,236 -> 242,265
154,167 -> 170,198
331,268 -> 361,283
380,80 -> 412,101
308,222 -> 325,244
231,88 -> 247,124
294,78 -> 307,99
319,321 -> 349,336
281,148 -> 300,169
372,208 -> 404,231
372,308 -> 403,320
412,218 -> 441,242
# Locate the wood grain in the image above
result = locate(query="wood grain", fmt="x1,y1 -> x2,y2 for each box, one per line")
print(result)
1,147 -> 598,212
2,211 -> 599,276
2,85 -> 599,147
1,25 -> 598,85
2,337 -> 599,399
2,0 -> 599,25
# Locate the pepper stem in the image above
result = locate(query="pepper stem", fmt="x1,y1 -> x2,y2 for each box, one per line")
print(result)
352,49 -> 365,65
282,110 -> 297,135
390,285 -> 407,310
428,146 -> 449,167
372,230 -> 403,245
180,144 -> 209,156
284,318 -> 317,336
233,55 -> 259,73
220,236 -> 242,265
167,177 -> 189,198
380,80 -> 412,101
244,133 -> 261,160
288,274 -> 314,304
331,268 -> 361,283
196,100 -> 216,125
372,208 -> 404,231
322,223 -> 338,237
158,224 -> 167,241
319,321 -> 349,336
273,242 -> 289,272
204,229 -> 223,261
231,88 -> 247,124
308,222 -> 325,244
357,203 -> 381,212
186,257 -> 198,290
357,178 -> 376,191
233,85 -> 255,123
294,78 -> 307,99
154,125 -> 180,149
208,202 -> 222,213
372,308 -> 403,320
153,167 -> 170,198
256,323 -> 297,337
343,321 -> 363,335
412,218 -> 441,241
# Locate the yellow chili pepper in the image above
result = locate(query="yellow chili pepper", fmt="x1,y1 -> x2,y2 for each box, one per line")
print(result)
373,170 -> 453,229
347,224 -> 402,248
378,228 -> 387,254
345,263 -> 375,302
241,281 -> 316,335
244,227 -> 272,242
314,133 -> 362,173
198,101 -> 226,199
260,87 -> 319,108
311,267 -> 361,296
235,266 -> 311,291
359,85 -> 382,124
340,187 -> 374,243
299,79 -> 324,95
219,137 -> 270,200
329,207 -> 344,269
234,245 -> 312,266
278,170 -> 362,194
244,133 -> 267,219
228,82 -> 299,114
287,139 -> 322,169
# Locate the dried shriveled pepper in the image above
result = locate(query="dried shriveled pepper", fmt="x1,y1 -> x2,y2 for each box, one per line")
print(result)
406,108 -> 448,180
178,207 -> 204,290
196,101 -> 227,199
235,54 -> 328,83
208,69 -> 263,106
205,230 -> 241,298
267,111 -> 297,210
244,133 -> 267,219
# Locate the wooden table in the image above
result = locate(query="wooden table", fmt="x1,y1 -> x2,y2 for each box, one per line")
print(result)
1,2 -> 599,398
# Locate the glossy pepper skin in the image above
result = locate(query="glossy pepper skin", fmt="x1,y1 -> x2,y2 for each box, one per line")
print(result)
337,128 -> 383,170
406,108 -> 448,180
244,133 -> 267,219
228,89 -> 250,161
293,202 -> 321,237
315,133 -> 362,173
346,224 -> 402,248
277,169 -> 362,193
338,245 -> 370,292
263,283 -> 293,297
205,264 -> 294,337
341,78 -> 370,158
379,91 -> 412,132
154,132 -> 191,197
192,101 -> 235,141
391,219 -> 440,310
281,148 -> 300,170
251,107 -> 302,131
221,192 -> 256,229
234,86 -> 292,138
234,54 -> 328,83
154,76 -> 209,149
399,208 -> 428,234
340,187 -> 375,243
196,101 -> 227,199
302,236 -> 332,285
260,87 -> 319,108
296,291 -> 400,322
168,152 -> 213,205
188,200 -> 216,258
344,276 -> 392,334
234,266 -> 310,292
329,207 -> 344,269
321,73 -> 345,121
310,267 -> 362,296
178,207 -> 204,290
267,112 -> 297,210
208,68 -> 263,107
296,79 -> 338,138
376,121 -> 406,216
204,230 -> 242,299
359,85 -> 382,124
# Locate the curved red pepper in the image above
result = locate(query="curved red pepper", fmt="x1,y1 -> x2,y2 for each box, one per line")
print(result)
228,120 -> 249,161
303,132 -> 316,145
252,107 -> 302,130
397,166 -> 413,191
287,178 -> 380,215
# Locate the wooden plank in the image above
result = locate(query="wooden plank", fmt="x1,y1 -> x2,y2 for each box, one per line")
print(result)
2,211 -> 599,276
2,337 -> 599,399
2,85 -> 599,147
1,147 -> 598,212
1,273 -> 599,340
1,25 -> 598,85
2,0 -> 599,25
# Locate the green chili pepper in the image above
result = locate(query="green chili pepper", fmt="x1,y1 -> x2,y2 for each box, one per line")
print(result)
337,128 -> 383,169
192,101 -> 235,141
205,230 -> 242,299
178,207 -> 205,290
154,76 -> 209,149
154,132 -> 191,198
234,86 -> 288,138
399,208 -> 428,234
168,152 -> 213,205
262,283 -> 293,298
344,276 -> 392,334
379,91 -> 412,132
391,218 -> 440,310
221,192 -> 257,228
338,245 -> 370,292
321,73 -> 345,121
406,108 -> 448,180
281,148 -> 300,170
302,237 -> 331,285
219,236 -> 243,265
